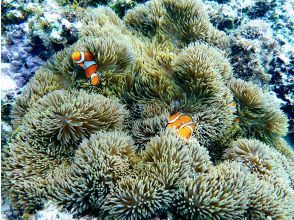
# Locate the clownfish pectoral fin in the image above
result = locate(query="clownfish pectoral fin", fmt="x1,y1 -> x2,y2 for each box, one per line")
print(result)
90,73 -> 100,86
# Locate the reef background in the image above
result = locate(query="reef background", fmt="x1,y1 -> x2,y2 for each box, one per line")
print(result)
1,0 -> 294,219
2,0 -> 293,148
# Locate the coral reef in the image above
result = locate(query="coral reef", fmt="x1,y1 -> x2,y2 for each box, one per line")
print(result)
203,0 -> 294,145
230,19 -> 278,85
1,24 -> 46,89
2,0 -> 294,219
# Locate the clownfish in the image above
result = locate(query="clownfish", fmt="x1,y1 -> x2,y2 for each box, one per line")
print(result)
227,101 -> 240,123
166,112 -> 197,140
71,51 -> 100,86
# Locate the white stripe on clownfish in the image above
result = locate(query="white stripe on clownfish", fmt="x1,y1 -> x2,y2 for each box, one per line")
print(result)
179,121 -> 195,132
167,112 -> 181,124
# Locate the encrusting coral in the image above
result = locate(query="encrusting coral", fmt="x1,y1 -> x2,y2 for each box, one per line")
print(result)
2,0 -> 294,219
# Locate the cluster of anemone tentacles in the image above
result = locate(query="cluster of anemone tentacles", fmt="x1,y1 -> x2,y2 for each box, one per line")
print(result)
2,0 -> 294,219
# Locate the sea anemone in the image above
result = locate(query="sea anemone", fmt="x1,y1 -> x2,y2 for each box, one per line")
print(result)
248,176 -> 294,219
224,139 -> 275,176
12,69 -> 65,127
124,0 -> 227,47
124,1 -> 161,38
2,0 -> 293,218
171,43 -> 226,101
142,130 -> 192,190
46,131 -> 136,214
224,139 -> 293,187
102,176 -> 171,220
142,129 -> 212,191
44,35 -> 134,98
187,139 -> 212,173
175,161 -> 251,219
272,138 -> 294,161
125,57 -> 181,102
132,115 -> 166,148
79,6 -> 126,36
14,90 -> 128,156
229,78 -> 288,144
1,141 -> 66,213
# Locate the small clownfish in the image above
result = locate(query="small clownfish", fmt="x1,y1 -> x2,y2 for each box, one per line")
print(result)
71,51 -> 100,86
166,112 -> 197,140
227,101 -> 240,123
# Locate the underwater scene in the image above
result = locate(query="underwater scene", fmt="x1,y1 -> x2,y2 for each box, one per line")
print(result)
1,0 -> 293,219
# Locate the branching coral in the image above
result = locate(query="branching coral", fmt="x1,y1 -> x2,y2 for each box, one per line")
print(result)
2,0 -> 293,219
14,90 -> 128,156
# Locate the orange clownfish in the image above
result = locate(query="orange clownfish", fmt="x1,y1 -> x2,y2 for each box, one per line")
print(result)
167,112 -> 197,140
71,51 -> 100,86
227,101 -> 240,123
